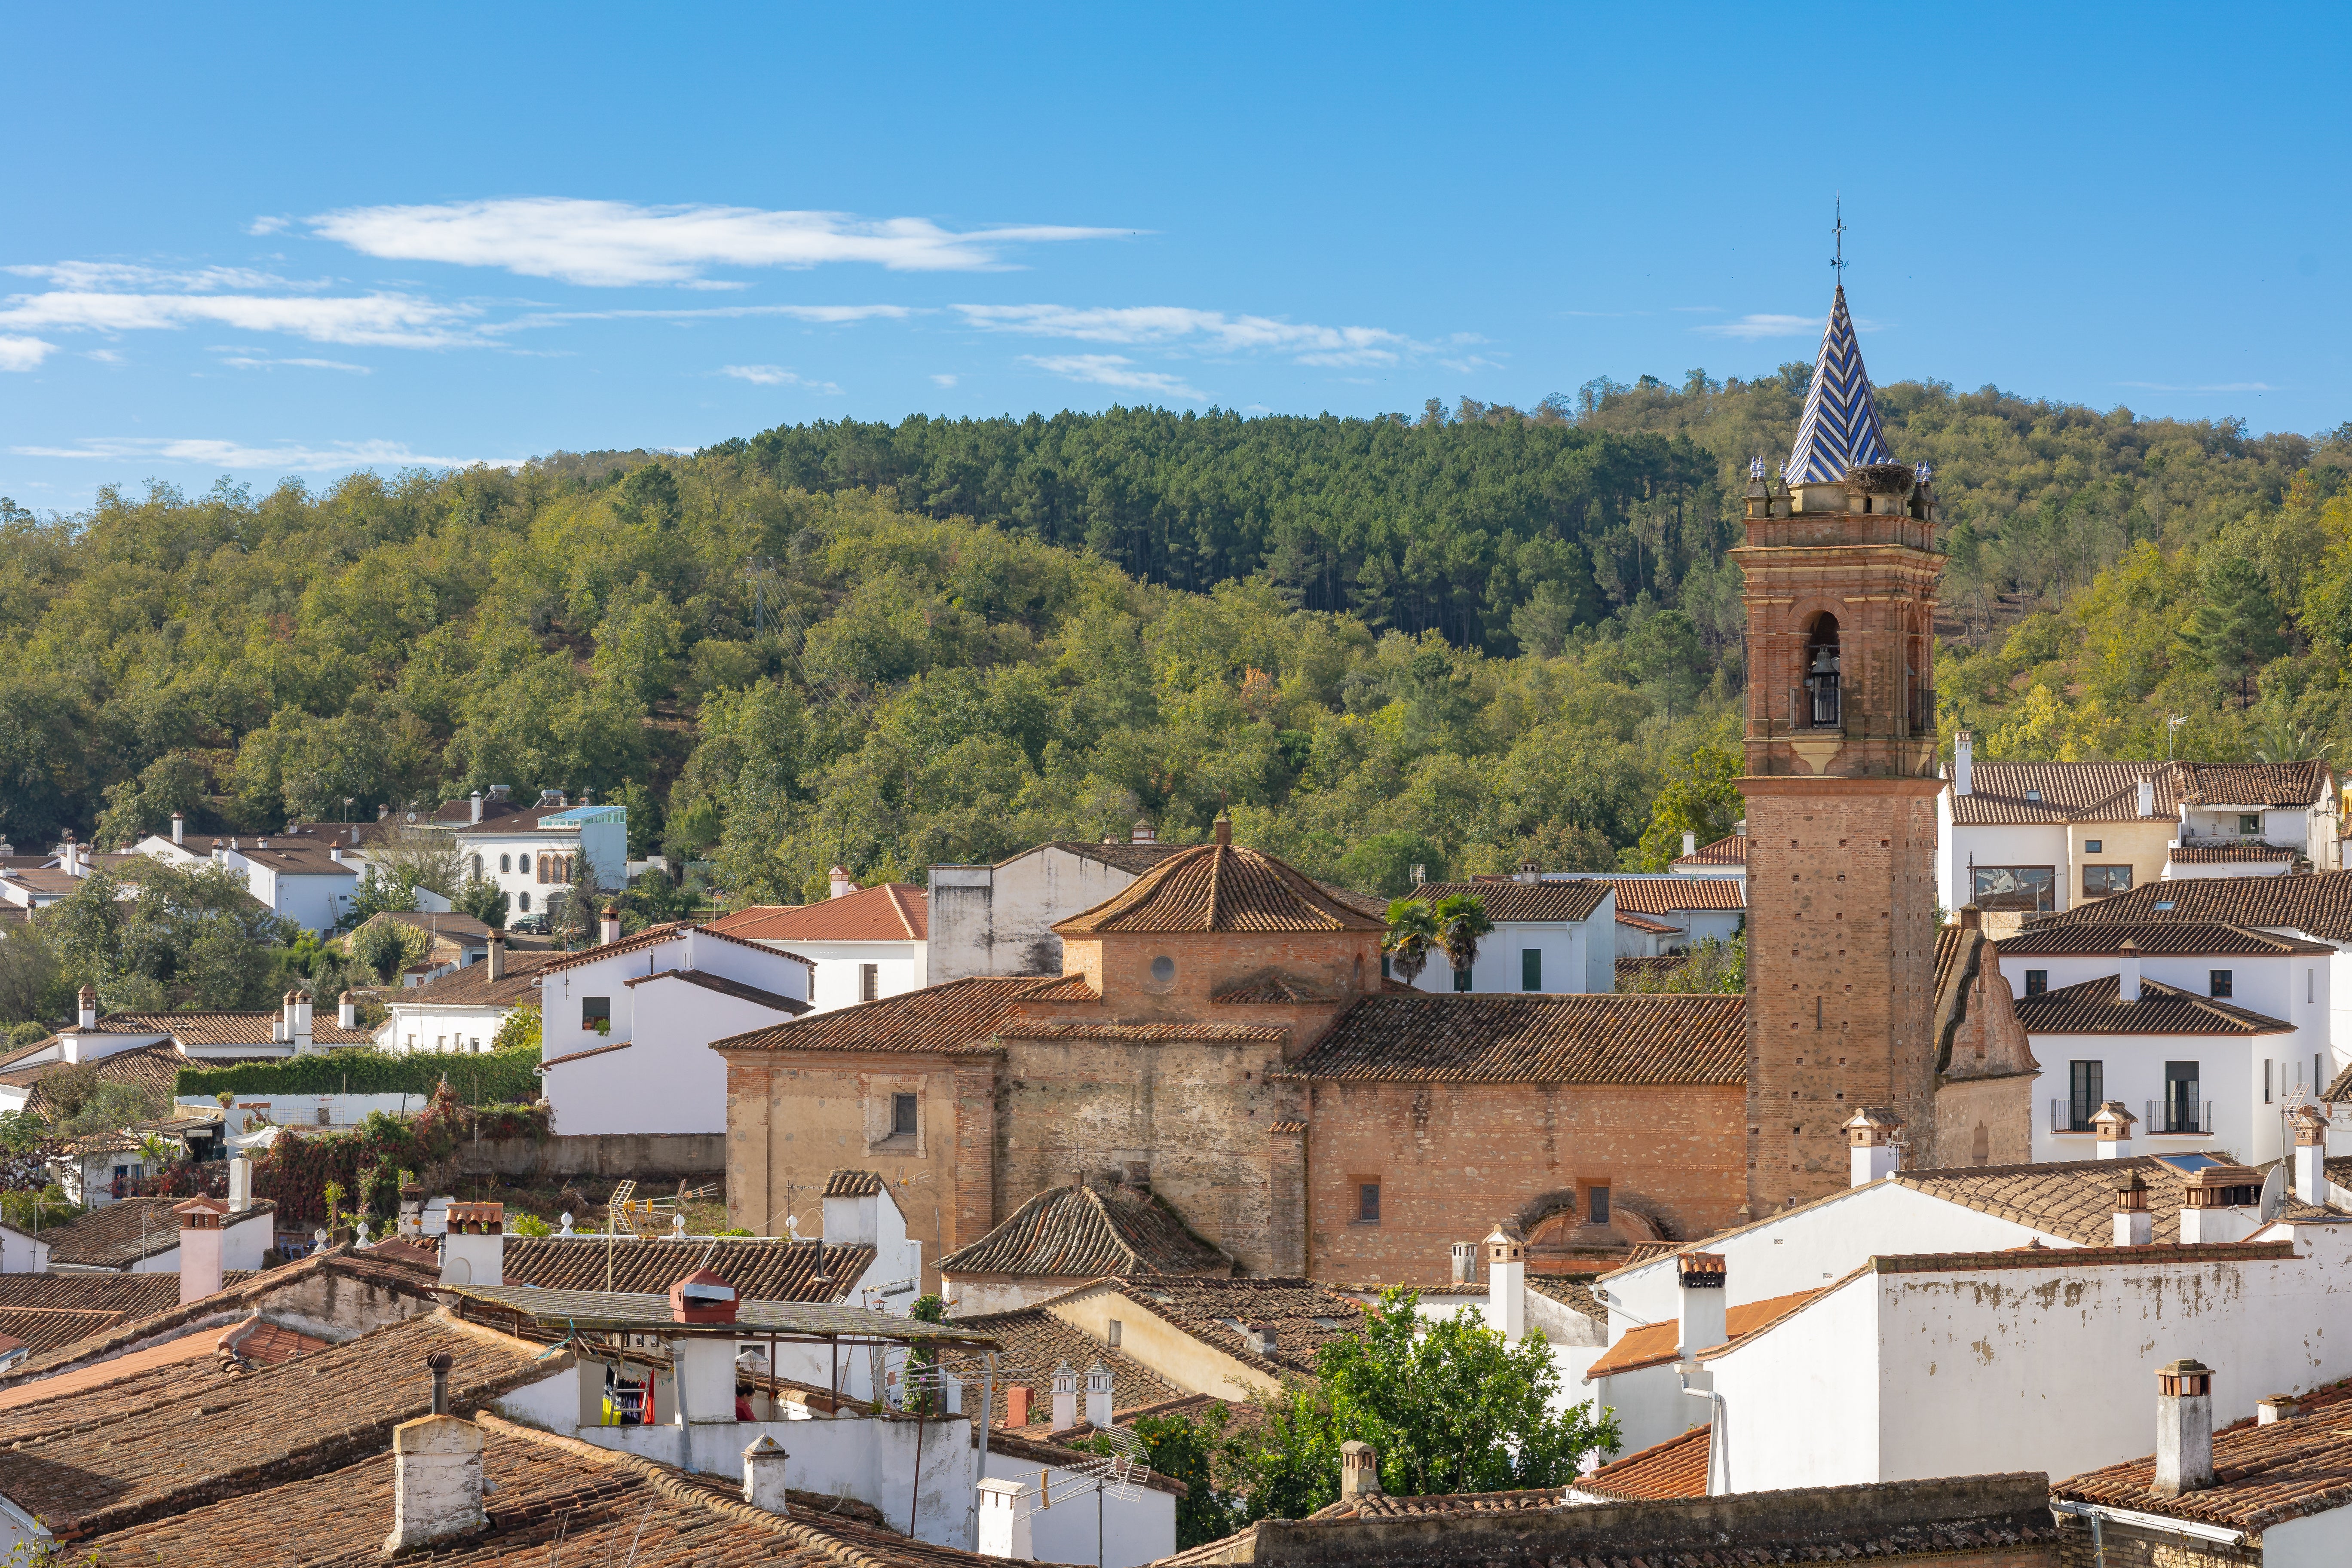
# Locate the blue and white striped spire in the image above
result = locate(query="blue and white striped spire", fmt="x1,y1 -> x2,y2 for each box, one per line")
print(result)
1783,284 -> 1892,483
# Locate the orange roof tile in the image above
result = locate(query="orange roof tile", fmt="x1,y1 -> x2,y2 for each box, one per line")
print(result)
1403,881 -> 1611,922
706,884 -> 928,942
1581,1425 -> 1710,1501
1586,1289 -> 1822,1379
1285,994 -> 1745,1085
1603,877 -> 1748,914
709,976 -> 1049,1057
1054,842 -> 1385,935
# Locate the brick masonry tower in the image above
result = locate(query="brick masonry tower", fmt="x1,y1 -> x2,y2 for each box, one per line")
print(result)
1734,282 -> 1945,1215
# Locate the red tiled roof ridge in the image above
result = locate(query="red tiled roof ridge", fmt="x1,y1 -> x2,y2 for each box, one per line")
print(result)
2012,973 -> 2294,1035
534,920 -> 790,976
707,974 -> 1058,1057
1403,881 -> 1612,922
1997,919 -> 2333,956
1580,1424 -> 1710,1501
1284,992 -> 1746,1086
1054,841 -> 1385,935
705,885 -> 929,943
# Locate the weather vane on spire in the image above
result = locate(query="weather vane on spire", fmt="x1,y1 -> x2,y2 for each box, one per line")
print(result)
1830,195 -> 1848,290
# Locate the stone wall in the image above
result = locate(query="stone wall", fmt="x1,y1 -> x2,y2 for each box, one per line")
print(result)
1302,1078 -> 1746,1282
453,1131 -> 726,1180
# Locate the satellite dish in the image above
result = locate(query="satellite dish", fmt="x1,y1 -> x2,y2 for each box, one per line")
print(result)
2260,1164 -> 2286,1222
405,812 -> 418,823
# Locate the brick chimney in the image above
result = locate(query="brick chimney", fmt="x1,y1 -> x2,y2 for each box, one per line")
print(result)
1213,812 -> 1233,847
1339,1439 -> 1381,1502
2153,1359 -> 2215,1497
1959,904 -> 1981,931
2112,1171 -> 2152,1246
385,1355 -> 487,1553
2289,1104 -> 2331,1205
1084,1360 -> 1113,1428
2118,940 -> 2142,1004
598,903 -> 622,946
742,1434 -> 790,1514
1844,1108 -> 1902,1187
828,866 -> 854,900
977,1478 -> 1034,1559
1485,1225 -> 1525,1340
485,929 -> 505,982
1003,1384 -> 1032,1427
439,1202 -> 503,1286
2092,1101 -> 2136,1160
1050,1361 -> 1078,1429
173,1195 -> 230,1304
337,990 -> 357,1031
1676,1252 -> 1728,1360
669,1268 -> 739,1324
1951,731 -> 1973,797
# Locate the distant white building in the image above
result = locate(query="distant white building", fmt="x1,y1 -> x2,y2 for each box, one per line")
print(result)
135,818 -> 364,935
928,829 -> 1187,980
705,873 -> 928,1013
380,936 -> 558,1054
429,787 -> 628,922
1387,877 -> 1617,994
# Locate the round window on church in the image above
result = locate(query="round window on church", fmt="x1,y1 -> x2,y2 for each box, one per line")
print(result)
1147,955 -> 1176,991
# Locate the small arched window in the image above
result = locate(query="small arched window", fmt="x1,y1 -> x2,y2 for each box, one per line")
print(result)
521,854 -> 535,879
499,853 -> 511,874
1804,613 -> 1841,728
518,891 -> 531,912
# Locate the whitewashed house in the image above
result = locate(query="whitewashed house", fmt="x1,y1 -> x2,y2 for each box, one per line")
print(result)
1936,739 -> 2338,920
380,935 -> 558,1054
704,873 -> 926,1013
1996,921 -> 2336,1164
928,828 -> 1186,980
535,918 -> 812,1135
135,817 -> 362,934
1388,877 -> 1617,993
432,787 -> 628,922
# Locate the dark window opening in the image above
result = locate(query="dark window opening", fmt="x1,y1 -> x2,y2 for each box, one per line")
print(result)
1587,1185 -> 1611,1225
2083,865 -> 2132,897
1803,614 -> 1841,729
859,963 -> 879,1002
891,1092 -> 919,1138
2084,839 -> 2103,854
2068,1060 -> 2103,1130
2025,970 -> 2048,997
2240,814 -> 2261,836
1521,949 -> 1542,991
1974,866 -> 2055,913
1357,1182 -> 1381,1224
2164,1061 -> 2202,1134
582,996 -> 611,1031
1452,965 -> 1473,992
2209,970 -> 2233,999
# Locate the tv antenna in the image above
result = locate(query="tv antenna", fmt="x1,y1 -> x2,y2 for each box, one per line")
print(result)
1831,196 -> 1848,288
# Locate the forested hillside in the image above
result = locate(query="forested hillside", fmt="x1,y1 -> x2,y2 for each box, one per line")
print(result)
0,377 -> 2345,915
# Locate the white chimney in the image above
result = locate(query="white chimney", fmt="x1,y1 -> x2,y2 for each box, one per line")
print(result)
2153,1360 -> 2215,1497
385,1361 -> 487,1554
2118,940 -> 2142,1004
1340,1439 -> 1382,1502
2292,1106 -> 2331,1205
228,1153 -> 254,1214
1050,1361 -> 1078,1430
2092,1101 -> 2136,1160
485,930 -> 505,982
2111,1171 -> 2152,1246
174,1196 -> 228,1304
1676,1252 -> 1728,1359
1951,731 -> 1973,796
1845,1109 -> 1902,1187
742,1434 -> 791,1514
469,790 -> 484,825
2138,775 -> 2157,818
171,811 -> 184,846
291,990 -> 313,1051
2258,1393 -> 2300,1425
977,1479 -> 1035,1560
1449,1240 -> 1477,1285
337,990 -> 356,1032
1682,831 -> 1698,858
1131,818 -> 1156,845
598,903 -> 622,946
827,866 -> 854,900
1084,1360 -> 1113,1428
76,985 -> 96,1032
2179,1173 -> 2252,1244
1485,1225 -> 1525,1340
438,1202 -> 504,1286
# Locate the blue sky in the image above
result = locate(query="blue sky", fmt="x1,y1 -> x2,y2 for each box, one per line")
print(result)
6,3 -> 2347,511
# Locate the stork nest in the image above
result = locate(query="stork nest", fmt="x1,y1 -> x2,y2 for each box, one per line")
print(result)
1845,462 -> 1917,495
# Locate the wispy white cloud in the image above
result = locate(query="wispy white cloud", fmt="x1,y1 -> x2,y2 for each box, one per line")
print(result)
490,302 -> 915,336
2117,380 -> 2277,393
1441,354 -> 1504,374
0,287 -> 478,349
84,348 -> 125,364
0,336 -> 57,371
1021,354 -> 1204,400
217,354 -> 373,374
1691,313 -> 1820,340
716,364 -> 842,393
958,304 -> 1408,367
246,215 -> 292,236
931,373 -> 958,388
12,437 -> 516,471
307,198 -> 1132,286
5,261 -> 325,293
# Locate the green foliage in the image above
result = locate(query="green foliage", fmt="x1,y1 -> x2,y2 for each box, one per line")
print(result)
491,1003 -> 541,1055
350,920 -> 414,983
56,1081 -> 168,1138
508,1212 -> 554,1237
0,1186 -> 80,1232
1429,894 -> 1493,982
174,1046 -> 542,1103
1625,933 -> 1746,994
1130,1407 -> 1241,1549
43,862 -> 292,1011
1630,746 -> 1743,870
1381,899 -> 1439,987
1226,1288 -> 1617,1519
0,1108 -> 49,1152
454,877 -> 509,929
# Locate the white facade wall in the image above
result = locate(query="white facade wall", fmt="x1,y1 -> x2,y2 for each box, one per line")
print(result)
1706,1222 -> 2352,1493
385,1002 -> 518,1054
928,847 -> 1155,983
781,938 -> 926,1014
538,930 -> 810,1059
228,860 -> 355,935
0,1225 -> 51,1274
180,1091 -> 431,1137
544,977 -> 802,1136
98,1208 -> 274,1274
2257,1509 -> 2352,1568
1397,906 -> 1614,995
980,1446 -> 1177,1568
1943,823 -> 2071,914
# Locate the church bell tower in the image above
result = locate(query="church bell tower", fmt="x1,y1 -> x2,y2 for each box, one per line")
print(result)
1735,279 -> 1945,1214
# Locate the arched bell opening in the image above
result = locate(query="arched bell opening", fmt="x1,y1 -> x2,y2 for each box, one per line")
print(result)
1803,612 -> 1842,729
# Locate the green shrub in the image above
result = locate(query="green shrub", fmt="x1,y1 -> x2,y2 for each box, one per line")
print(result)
175,1046 -> 542,1104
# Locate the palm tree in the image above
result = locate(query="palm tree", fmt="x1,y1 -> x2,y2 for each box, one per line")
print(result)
1383,899 -> 1439,988
1431,894 -> 1494,991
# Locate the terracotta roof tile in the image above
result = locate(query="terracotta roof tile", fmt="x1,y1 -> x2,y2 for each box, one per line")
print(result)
705,884 -> 928,943
2171,844 -> 2301,864
1890,1153 -> 2262,1246
993,1020 -> 1288,1042
1587,1289 -> 1822,1378
1312,1487 -> 1568,1519
822,1169 -> 887,1197
1950,759 -> 2330,826
1054,843 -> 1386,935
0,1273 -> 255,1356
1403,881 -> 1611,922
1670,834 -> 1748,868
2012,974 -> 2293,1036
1614,910 -> 1679,933
617,967 -> 809,1014
2040,870 -> 2352,942
1998,920 -> 2331,957
7,1043 -> 191,1115
939,1185 -> 1233,1279
1023,974 -> 1100,1002
501,1235 -> 875,1301
1093,1276 -> 1366,1378
42,1198 -> 274,1268
1284,994 -> 1745,1085
710,976 -> 1049,1057
1613,955 -> 1689,987
2055,1382 -> 2352,1532
940,1307 -> 1185,1413
1580,1425 -> 1710,1501
1526,1277 -> 1606,1322
395,951 -> 562,1008
1601,877 -> 1747,914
